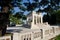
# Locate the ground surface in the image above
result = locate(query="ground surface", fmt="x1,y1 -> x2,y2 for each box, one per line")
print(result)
55,35 -> 60,40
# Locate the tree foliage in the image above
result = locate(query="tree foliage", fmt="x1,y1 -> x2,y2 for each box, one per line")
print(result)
54,10 -> 60,24
14,12 -> 27,20
0,0 -> 24,36
23,0 -> 60,13
9,12 -> 27,24
23,0 -> 60,25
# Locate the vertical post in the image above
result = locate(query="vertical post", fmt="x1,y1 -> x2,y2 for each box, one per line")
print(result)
32,11 -> 36,24
41,16 -> 43,24
32,13 -> 34,24
52,27 -> 55,34
13,33 -> 19,40
39,17 -> 40,24
40,29 -> 43,39
36,16 -> 37,24
27,17 -> 28,24
40,29 -> 45,39
27,17 -> 28,22
39,13 -> 43,24
31,11 -> 35,29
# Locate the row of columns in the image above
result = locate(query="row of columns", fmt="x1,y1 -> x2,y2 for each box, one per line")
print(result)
33,14 -> 43,25
27,11 -> 43,25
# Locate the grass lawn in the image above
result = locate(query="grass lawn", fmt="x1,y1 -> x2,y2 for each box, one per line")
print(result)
55,35 -> 60,40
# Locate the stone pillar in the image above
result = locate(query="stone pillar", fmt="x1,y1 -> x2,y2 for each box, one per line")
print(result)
32,14 -> 34,24
13,33 -> 19,40
39,17 -> 41,24
36,16 -> 37,24
40,29 -> 45,39
31,32 -> 34,40
32,11 -> 36,24
39,17 -> 40,24
39,13 -> 43,24
27,17 -> 29,24
41,15 -> 43,24
27,17 -> 28,22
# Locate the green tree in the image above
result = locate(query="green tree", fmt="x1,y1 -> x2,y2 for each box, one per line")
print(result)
14,12 -> 23,19
14,12 -> 27,20
23,0 -> 60,25
0,0 -> 25,36
24,0 -> 60,12
9,13 -> 23,25
22,15 -> 27,20
54,10 -> 60,24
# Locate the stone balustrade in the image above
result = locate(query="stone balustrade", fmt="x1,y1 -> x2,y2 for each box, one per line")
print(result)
12,26 -> 60,40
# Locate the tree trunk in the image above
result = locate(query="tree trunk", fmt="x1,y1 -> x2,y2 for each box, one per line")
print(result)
0,6 -> 9,36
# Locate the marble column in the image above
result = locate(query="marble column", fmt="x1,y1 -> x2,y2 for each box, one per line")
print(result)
36,16 -> 37,24
41,16 -> 43,24
32,14 -> 34,24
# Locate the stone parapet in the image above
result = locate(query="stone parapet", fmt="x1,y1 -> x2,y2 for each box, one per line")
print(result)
12,26 -> 60,40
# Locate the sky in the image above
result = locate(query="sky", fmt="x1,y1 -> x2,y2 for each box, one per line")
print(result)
13,0 -> 46,15
13,0 -> 30,15
13,7 -> 30,15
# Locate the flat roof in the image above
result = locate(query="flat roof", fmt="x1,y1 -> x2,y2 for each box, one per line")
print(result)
6,27 -> 41,33
7,27 -> 30,33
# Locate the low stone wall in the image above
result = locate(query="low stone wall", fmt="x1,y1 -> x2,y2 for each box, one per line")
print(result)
12,26 -> 60,40
16,24 -> 22,27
